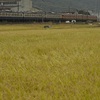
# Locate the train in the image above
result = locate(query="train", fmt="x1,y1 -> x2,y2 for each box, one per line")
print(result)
0,12 -> 97,22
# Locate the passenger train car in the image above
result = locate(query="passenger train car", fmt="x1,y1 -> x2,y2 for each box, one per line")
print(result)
0,12 -> 97,22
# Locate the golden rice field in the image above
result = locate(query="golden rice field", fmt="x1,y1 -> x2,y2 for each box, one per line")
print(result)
0,24 -> 100,100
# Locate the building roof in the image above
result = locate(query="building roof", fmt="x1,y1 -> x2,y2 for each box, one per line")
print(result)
0,0 -> 20,2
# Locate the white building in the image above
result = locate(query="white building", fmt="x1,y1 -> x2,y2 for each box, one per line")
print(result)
19,0 -> 32,12
0,0 -> 20,11
0,0 -> 32,12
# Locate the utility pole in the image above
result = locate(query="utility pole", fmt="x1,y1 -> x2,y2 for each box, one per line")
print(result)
68,0 -> 71,12
1,2 -> 3,12
96,0 -> 99,21
17,1 -> 19,12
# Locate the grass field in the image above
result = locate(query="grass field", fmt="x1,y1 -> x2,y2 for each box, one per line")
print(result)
0,24 -> 100,100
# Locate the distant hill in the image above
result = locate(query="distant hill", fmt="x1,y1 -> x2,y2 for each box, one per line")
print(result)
32,0 -> 100,13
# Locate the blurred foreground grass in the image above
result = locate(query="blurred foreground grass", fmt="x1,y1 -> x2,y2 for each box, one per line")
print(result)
0,24 -> 100,100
